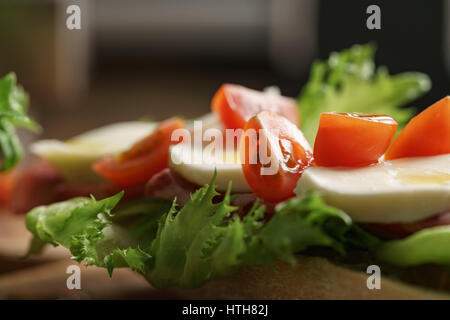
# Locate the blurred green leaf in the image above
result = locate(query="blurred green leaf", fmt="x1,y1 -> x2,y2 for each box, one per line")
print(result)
297,43 -> 431,144
0,72 -> 40,171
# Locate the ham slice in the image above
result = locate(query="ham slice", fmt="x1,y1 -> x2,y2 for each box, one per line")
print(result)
145,168 -> 194,206
366,211 -> 450,239
7,159 -> 145,214
7,159 -> 273,218
145,168 -> 275,215
8,159 -> 65,214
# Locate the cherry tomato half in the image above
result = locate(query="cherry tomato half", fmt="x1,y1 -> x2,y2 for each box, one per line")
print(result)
385,96 -> 450,160
240,111 -> 313,203
314,112 -> 398,167
212,84 -> 299,130
93,117 -> 184,187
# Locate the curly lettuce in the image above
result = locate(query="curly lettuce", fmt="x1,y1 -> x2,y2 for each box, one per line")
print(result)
297,43 -> 431,144
0,72 -> 39,170
26,181 -> 379,289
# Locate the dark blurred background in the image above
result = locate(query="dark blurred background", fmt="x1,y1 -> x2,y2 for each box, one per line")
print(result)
0,0 -> 448,140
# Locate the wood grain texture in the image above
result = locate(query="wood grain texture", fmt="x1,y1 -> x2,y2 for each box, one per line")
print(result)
0,212 -> 69,259
0,255 -> 446,300
0,259 -> 177,299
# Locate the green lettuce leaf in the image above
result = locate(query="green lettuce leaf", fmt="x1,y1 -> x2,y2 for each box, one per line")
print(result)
26,192 -> 172,274
297,43 -> 431,144
0,72 -> 40,171
26,180 -> 379,289
377,226 -> 450,267
246,194 -> 381,264
26,193 -> 124,258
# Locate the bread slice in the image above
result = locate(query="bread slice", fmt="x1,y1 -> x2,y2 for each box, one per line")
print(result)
175,256 -> 446,299
0,254 -> 446,299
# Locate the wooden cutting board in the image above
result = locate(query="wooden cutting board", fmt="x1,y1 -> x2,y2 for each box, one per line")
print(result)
0,212 -> 69,261
0,259 -> 175,299
0,212 -> 165,299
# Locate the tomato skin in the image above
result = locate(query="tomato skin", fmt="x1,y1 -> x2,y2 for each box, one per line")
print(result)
0,169 -> 17,208
314,112 -> 398,167
240,111 -> 313,203
212,84 -> 299,130
93,117 -> 184,187
385,96 -> 450,160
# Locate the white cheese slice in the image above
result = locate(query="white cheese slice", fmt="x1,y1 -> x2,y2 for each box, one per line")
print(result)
31,121 -> 157,183
169,142 -> 252,193
295,154 -> 450,223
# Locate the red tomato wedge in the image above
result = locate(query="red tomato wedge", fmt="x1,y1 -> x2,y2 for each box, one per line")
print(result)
212,84 -> 299,130
385,96 -> 450,160
93,117 -> 184,187
0,169 -> 17,207
314,112 -> 398,167
240,111 -> 313,203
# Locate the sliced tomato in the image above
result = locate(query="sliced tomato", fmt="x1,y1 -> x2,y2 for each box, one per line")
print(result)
385,96 -> 450,160
212,84 -> 299,130
240,111 -> 313,203
93,117 -> 184,187
313,112 -> 398,167
0,169 -> 17,208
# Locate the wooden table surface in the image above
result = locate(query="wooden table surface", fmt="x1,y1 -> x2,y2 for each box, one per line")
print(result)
0,212 -> 180,299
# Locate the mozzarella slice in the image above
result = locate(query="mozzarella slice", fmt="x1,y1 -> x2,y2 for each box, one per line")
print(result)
31,121 -> 157,183
169,142 -> 252,192
295,154 -> 450,223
